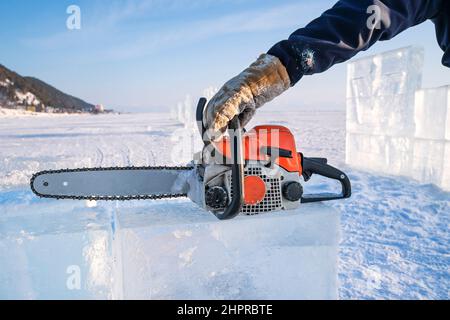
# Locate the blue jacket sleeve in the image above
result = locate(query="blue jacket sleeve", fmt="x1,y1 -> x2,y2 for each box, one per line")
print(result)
268,0 -> 445,85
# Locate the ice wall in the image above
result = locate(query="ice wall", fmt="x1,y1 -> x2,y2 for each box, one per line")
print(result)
346,46 -> 450,191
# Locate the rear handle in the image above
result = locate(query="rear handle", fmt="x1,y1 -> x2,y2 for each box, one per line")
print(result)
301,157 -> 351,203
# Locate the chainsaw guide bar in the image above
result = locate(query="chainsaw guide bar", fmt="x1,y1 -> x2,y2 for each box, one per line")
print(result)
30,166 -> 193,201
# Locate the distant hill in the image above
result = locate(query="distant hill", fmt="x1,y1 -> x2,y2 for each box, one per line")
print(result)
0,64 -> 95,113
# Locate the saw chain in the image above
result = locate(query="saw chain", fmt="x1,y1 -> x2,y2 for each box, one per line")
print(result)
30,165 -> 194,201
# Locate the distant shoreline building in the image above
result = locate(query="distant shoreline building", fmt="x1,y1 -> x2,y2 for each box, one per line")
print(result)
94,104 -> 105,114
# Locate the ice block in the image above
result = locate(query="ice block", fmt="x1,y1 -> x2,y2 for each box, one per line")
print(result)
414,86 -> 450,141
116,202 -> 341,300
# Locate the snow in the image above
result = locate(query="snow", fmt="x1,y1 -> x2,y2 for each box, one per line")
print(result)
0,107 -> 44,117
0,107 -> 448,299
346,46 -> 450,191
0,78 -> 13,88
170,89 -> 218,129
14,90 -> 41,106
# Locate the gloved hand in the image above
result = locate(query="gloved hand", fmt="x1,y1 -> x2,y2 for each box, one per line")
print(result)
203,53 -> 290,141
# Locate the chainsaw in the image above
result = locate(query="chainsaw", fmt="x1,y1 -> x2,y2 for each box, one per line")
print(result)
30,98 -> 351,220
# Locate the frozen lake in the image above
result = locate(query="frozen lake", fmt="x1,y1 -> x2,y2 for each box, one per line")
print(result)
0,109 -> 449,299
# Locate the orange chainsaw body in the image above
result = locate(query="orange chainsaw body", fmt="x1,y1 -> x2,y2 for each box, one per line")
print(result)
214,125 -> 303,175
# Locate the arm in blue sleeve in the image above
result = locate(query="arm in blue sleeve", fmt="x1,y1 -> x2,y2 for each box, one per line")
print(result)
268,0 -> 443,85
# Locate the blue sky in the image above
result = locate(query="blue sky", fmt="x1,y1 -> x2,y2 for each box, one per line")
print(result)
0,0 -> 448,112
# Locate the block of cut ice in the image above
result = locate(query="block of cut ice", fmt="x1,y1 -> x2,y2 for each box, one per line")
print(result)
382,94 -> 416,136
346,96 -> 384,134
0,199 -> 122,300
386,136 -> 414,176
447,93 -> 450,141
373,72 -> 408,96
346,94 -> 415,136
116,203 -> 340,300
346,133 -> 414,176
348,77 -> 373,98
376,46 -> 424,77
0,229 -> 114,299
347,55 -> 374,79
414,86 -> 450,140
441,142 -> 450,191
348,72 -> 419,98
346,134 -> 450,190
0,198 -> 342,300
347,46 -> 424,99
412,139 -> 446,186
345,133 -> 388,172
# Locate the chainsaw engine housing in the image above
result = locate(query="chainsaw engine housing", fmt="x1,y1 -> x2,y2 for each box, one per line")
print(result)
201,125 -> 304,215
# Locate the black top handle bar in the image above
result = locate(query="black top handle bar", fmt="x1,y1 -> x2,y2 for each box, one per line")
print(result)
196,97 -> 244,220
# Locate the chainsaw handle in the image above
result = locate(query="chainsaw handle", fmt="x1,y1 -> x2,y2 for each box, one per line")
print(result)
301,157 -> 351,203
196,97 -> 208,144
196,98 -> 244,220
215,116 -> 244,220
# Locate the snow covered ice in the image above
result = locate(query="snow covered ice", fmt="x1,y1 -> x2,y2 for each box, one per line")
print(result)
0,107 -> 449,299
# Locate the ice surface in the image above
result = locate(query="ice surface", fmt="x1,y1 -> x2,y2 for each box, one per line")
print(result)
414,86 -> 450,140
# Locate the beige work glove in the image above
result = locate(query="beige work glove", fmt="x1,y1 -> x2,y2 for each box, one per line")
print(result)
203,53 -> 290,141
